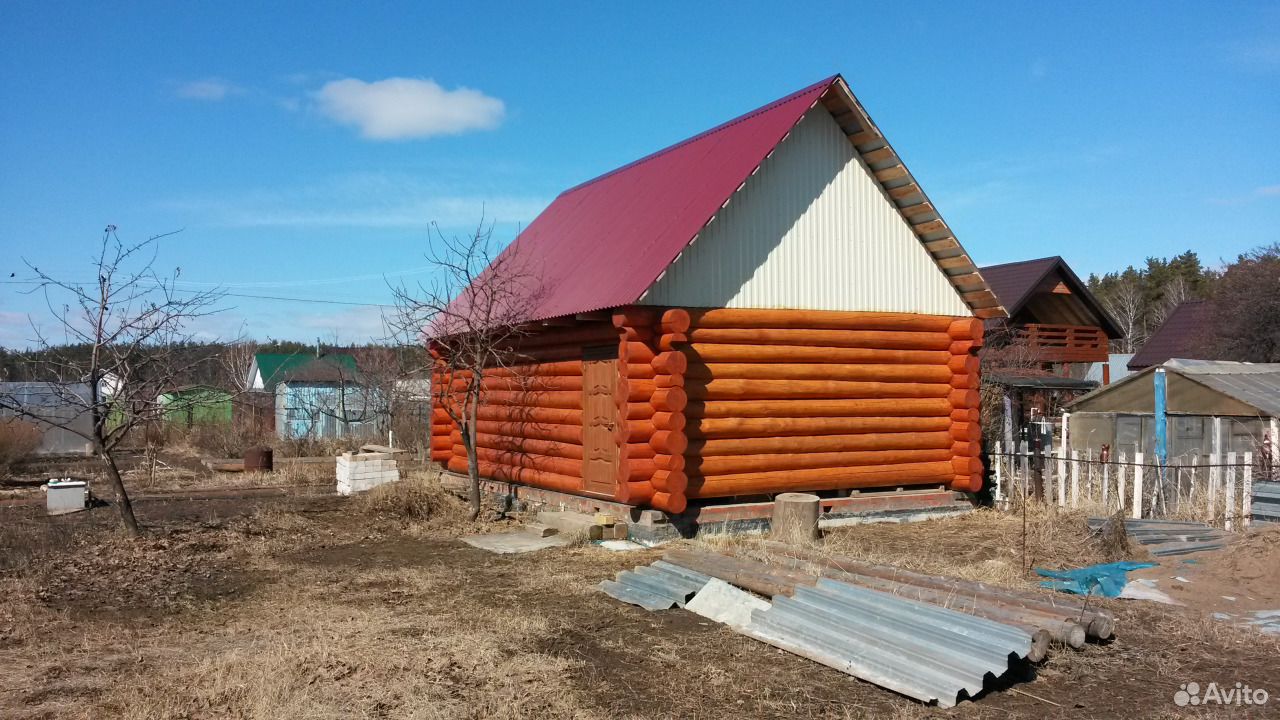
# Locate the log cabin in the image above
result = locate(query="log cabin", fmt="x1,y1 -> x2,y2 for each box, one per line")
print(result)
430,74 -> 1007,514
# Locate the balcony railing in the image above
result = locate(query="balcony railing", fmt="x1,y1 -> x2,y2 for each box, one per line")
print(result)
1016,324 -> 1109,364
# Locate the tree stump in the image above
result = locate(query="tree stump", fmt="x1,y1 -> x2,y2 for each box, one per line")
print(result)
770,492 -> 822,545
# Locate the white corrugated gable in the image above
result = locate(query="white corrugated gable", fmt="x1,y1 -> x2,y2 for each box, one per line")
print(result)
639,107 -> 973,317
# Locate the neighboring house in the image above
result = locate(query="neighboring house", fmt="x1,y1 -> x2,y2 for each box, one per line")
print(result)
273,356 -> 381,440
157,385 -> 233,427
1128,300 -> 1214,371
1067,359 -> 1280,462
246,352 -> 357,391
430,74 -> 1005,515
978,256 -> 1125,450
0,382 -> 93,456
979,256 -> 1124,380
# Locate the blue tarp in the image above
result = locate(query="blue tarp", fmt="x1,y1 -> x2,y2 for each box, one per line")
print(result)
1035,561 -> 1158,597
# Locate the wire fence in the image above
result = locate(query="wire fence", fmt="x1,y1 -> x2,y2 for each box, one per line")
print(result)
988,442 -> 1276,531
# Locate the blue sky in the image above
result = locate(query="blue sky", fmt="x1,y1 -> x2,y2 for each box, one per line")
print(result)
2,1 -> 1277,347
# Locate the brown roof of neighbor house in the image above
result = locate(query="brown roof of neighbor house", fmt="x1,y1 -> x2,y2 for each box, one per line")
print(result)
1128,300 -> 1214,370
979,256 -> 1123,338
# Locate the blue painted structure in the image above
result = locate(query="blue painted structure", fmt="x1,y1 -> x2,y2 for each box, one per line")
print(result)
274,381 -> 383,440
1153,367 -> 1168,466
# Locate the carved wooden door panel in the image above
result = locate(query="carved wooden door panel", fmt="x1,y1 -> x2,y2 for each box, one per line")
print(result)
581,356 -> 619,495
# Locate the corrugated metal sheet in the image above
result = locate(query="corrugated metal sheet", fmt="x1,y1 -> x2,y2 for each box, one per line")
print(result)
640,108 -> 971,316
1255,481 -> 1280,523
742,578 -> 1032,708
599,560 -> 714,610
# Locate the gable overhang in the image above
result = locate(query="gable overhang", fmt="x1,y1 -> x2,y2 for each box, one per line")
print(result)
996,256 -> 1123,338
814,77 -> 1006,319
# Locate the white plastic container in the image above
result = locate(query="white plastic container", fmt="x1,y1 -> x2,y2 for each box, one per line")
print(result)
46,478 -> 88,515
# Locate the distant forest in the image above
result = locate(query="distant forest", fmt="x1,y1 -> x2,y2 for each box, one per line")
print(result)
0,340 -> 423,387
1087,243 -> 1280,362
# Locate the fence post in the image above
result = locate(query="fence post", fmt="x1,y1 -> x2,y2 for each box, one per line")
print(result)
1132,451 -> 1145,519
1020,440 -> 1031,501
1057,453 -> 1067,507
1102,459 -> 1110,509
1226,451 -> 1237,532
1209,452 -> 1219,521
1243,451 -> 1253,529
993,441 -> 1004,507
1071,450 -> 1080,508
1117,453 -> 1127,515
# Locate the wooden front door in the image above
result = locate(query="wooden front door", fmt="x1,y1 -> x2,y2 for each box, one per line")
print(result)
582,354 -> 619,496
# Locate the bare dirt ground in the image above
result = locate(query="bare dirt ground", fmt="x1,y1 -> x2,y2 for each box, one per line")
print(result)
2,478 -> 1278,719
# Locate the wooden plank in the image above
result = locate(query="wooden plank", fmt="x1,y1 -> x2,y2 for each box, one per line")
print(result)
874,165 -> 909,182
937,254 -> 974,270
923,237 -> 960,253
951,272 -> 987,291
898,201 -> 936,219
911,219 -> 947,235
963,290 -> 1001,307
889,184 -> 924,202
847,129 -> 880,146
861,146 -> 897,165
974,307 -> 1007,319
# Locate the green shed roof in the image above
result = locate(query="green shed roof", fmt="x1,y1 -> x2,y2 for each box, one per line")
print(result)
255,353 -> 356,390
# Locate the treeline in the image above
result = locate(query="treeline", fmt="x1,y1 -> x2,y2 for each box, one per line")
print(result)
1087,243 -> 1280,362
1086,251 -> 1218,353
0,340 -> 427,387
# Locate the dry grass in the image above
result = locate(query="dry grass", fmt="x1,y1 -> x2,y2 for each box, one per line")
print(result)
4,496 -> 1279,720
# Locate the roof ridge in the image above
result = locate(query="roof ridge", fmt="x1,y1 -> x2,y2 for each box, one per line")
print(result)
978,256 -> 1062,271
558,75 -> 838,196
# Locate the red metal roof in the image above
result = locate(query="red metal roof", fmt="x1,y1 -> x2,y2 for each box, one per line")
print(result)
496,76 -> 838,322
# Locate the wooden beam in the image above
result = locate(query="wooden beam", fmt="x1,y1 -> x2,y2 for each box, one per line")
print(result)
847,129 -> 880,146
962,289 -> 1001,306
951,273 -> 987,291
898,201 -> 936,219
974,307 -> 1008,319
911,219 -> 947,236
924,237 -> 960,253
861,146 -> 897,165
888,183 -> 923,200
937,254 -> 974,270
874,166 -> 909,182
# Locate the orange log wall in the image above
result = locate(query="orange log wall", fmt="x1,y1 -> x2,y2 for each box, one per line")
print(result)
430,306 -> 982,514
674,308 -> 982,505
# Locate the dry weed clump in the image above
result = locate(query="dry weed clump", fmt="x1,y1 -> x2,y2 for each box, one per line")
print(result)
695,506 -> 1115,591
354,469 -> 468,527
0,417 -> 42,477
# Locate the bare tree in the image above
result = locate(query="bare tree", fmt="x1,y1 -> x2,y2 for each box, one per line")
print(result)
0,227 -> 223,536
1100,275 -> 1144,353
219,337 -> 259,392
1151,274 -> 1189,330
390,218 -> 543,520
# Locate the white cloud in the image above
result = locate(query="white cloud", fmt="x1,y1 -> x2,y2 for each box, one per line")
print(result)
314,77 -> 505,140
176,78 -> 244,101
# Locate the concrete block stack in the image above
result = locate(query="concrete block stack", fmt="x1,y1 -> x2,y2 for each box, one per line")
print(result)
336,451 -> 400,495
